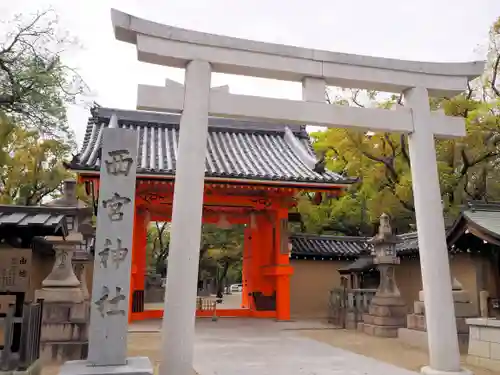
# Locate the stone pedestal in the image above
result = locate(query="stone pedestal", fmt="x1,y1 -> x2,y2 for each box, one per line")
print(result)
398,279 -> 476,353
360,293 -> 408,338
59,357 -> 153,375
35,233 -> 90,363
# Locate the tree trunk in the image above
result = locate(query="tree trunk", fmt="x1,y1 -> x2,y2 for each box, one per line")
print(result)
216,262 -> 230,298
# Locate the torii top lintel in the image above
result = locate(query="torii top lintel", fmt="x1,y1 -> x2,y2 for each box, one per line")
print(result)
111,9 -> 484,97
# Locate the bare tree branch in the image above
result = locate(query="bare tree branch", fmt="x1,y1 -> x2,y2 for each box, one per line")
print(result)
492,53 -> 500,97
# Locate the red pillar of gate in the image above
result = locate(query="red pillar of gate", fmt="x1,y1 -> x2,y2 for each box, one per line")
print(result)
241,227 -> 251,308
274,208 -> 293,321
129,206 -> 149,321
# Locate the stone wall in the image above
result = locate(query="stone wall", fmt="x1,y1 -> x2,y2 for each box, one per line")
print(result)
466,318 -> 500,372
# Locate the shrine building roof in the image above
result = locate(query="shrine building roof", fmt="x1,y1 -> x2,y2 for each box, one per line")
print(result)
447,201 -> 500,248
0,205 -> 69,247
290,233 -> 369,260
290,232 -> 419,260
291,202 -> 500,261
67,107 -> 355,188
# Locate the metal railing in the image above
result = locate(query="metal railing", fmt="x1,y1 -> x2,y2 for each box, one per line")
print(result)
328,288 -> 377,328
0,299 -> 43,371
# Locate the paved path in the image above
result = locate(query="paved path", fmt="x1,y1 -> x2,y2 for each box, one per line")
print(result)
193,319 -> 418,375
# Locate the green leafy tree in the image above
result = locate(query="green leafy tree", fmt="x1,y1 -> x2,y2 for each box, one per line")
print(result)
145,221 -> 244,296
299,17 -> 500,236
200,224 -> 244,297
146,222 -> 170,276
0,125 -> 72,205
0,9 -> 89,206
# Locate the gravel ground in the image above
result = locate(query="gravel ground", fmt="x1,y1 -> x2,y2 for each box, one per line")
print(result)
301,328 -> 495,375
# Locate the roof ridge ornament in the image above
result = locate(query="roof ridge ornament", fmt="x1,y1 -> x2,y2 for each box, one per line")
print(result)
109,113 -> 119,129
283,126 -> 316,170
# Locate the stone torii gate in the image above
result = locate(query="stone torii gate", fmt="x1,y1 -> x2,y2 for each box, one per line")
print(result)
111,9 -> 483,375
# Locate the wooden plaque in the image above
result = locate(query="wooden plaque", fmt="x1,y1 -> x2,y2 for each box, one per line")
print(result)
0,249 -> 32,292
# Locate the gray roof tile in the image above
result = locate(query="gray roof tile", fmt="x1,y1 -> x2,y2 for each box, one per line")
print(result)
290,232 -> 420,258
0,207 -> 68,237
446,201 -> 500,241
463,209 -> 500,238
69,107 -> 354,186
290,233 -> 369,258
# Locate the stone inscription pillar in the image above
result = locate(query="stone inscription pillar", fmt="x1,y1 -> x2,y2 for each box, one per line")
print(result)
86,125 -> 139,366
160,60 -> 212,375
405,87 -> 463,374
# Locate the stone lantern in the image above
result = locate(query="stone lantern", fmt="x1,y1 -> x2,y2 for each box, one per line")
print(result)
369,213 -> 402,297
359,213 -> 408,337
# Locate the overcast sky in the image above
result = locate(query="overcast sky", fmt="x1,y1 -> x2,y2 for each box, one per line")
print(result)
2,0 -> 499,146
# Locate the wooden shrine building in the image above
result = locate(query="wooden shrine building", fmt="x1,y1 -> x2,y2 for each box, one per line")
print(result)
446,201 -> 500,315
66,107 -> 354,321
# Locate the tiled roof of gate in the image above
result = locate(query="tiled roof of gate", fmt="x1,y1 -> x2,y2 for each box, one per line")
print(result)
67,107 -> 354,186
290,231 -> 420,258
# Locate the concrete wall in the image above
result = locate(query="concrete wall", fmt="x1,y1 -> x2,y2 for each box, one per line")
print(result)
396,254 -> 494,314
290,253 -> 496,319
290,259 -> 350,319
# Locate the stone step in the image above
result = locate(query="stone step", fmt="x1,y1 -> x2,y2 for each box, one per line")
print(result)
362,314 -> 405,327
414,301 -> 425,315
370,295 -> 406,307
362,323 -> 399,338
407,313 -> 426,331
368,304 -> 407,317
